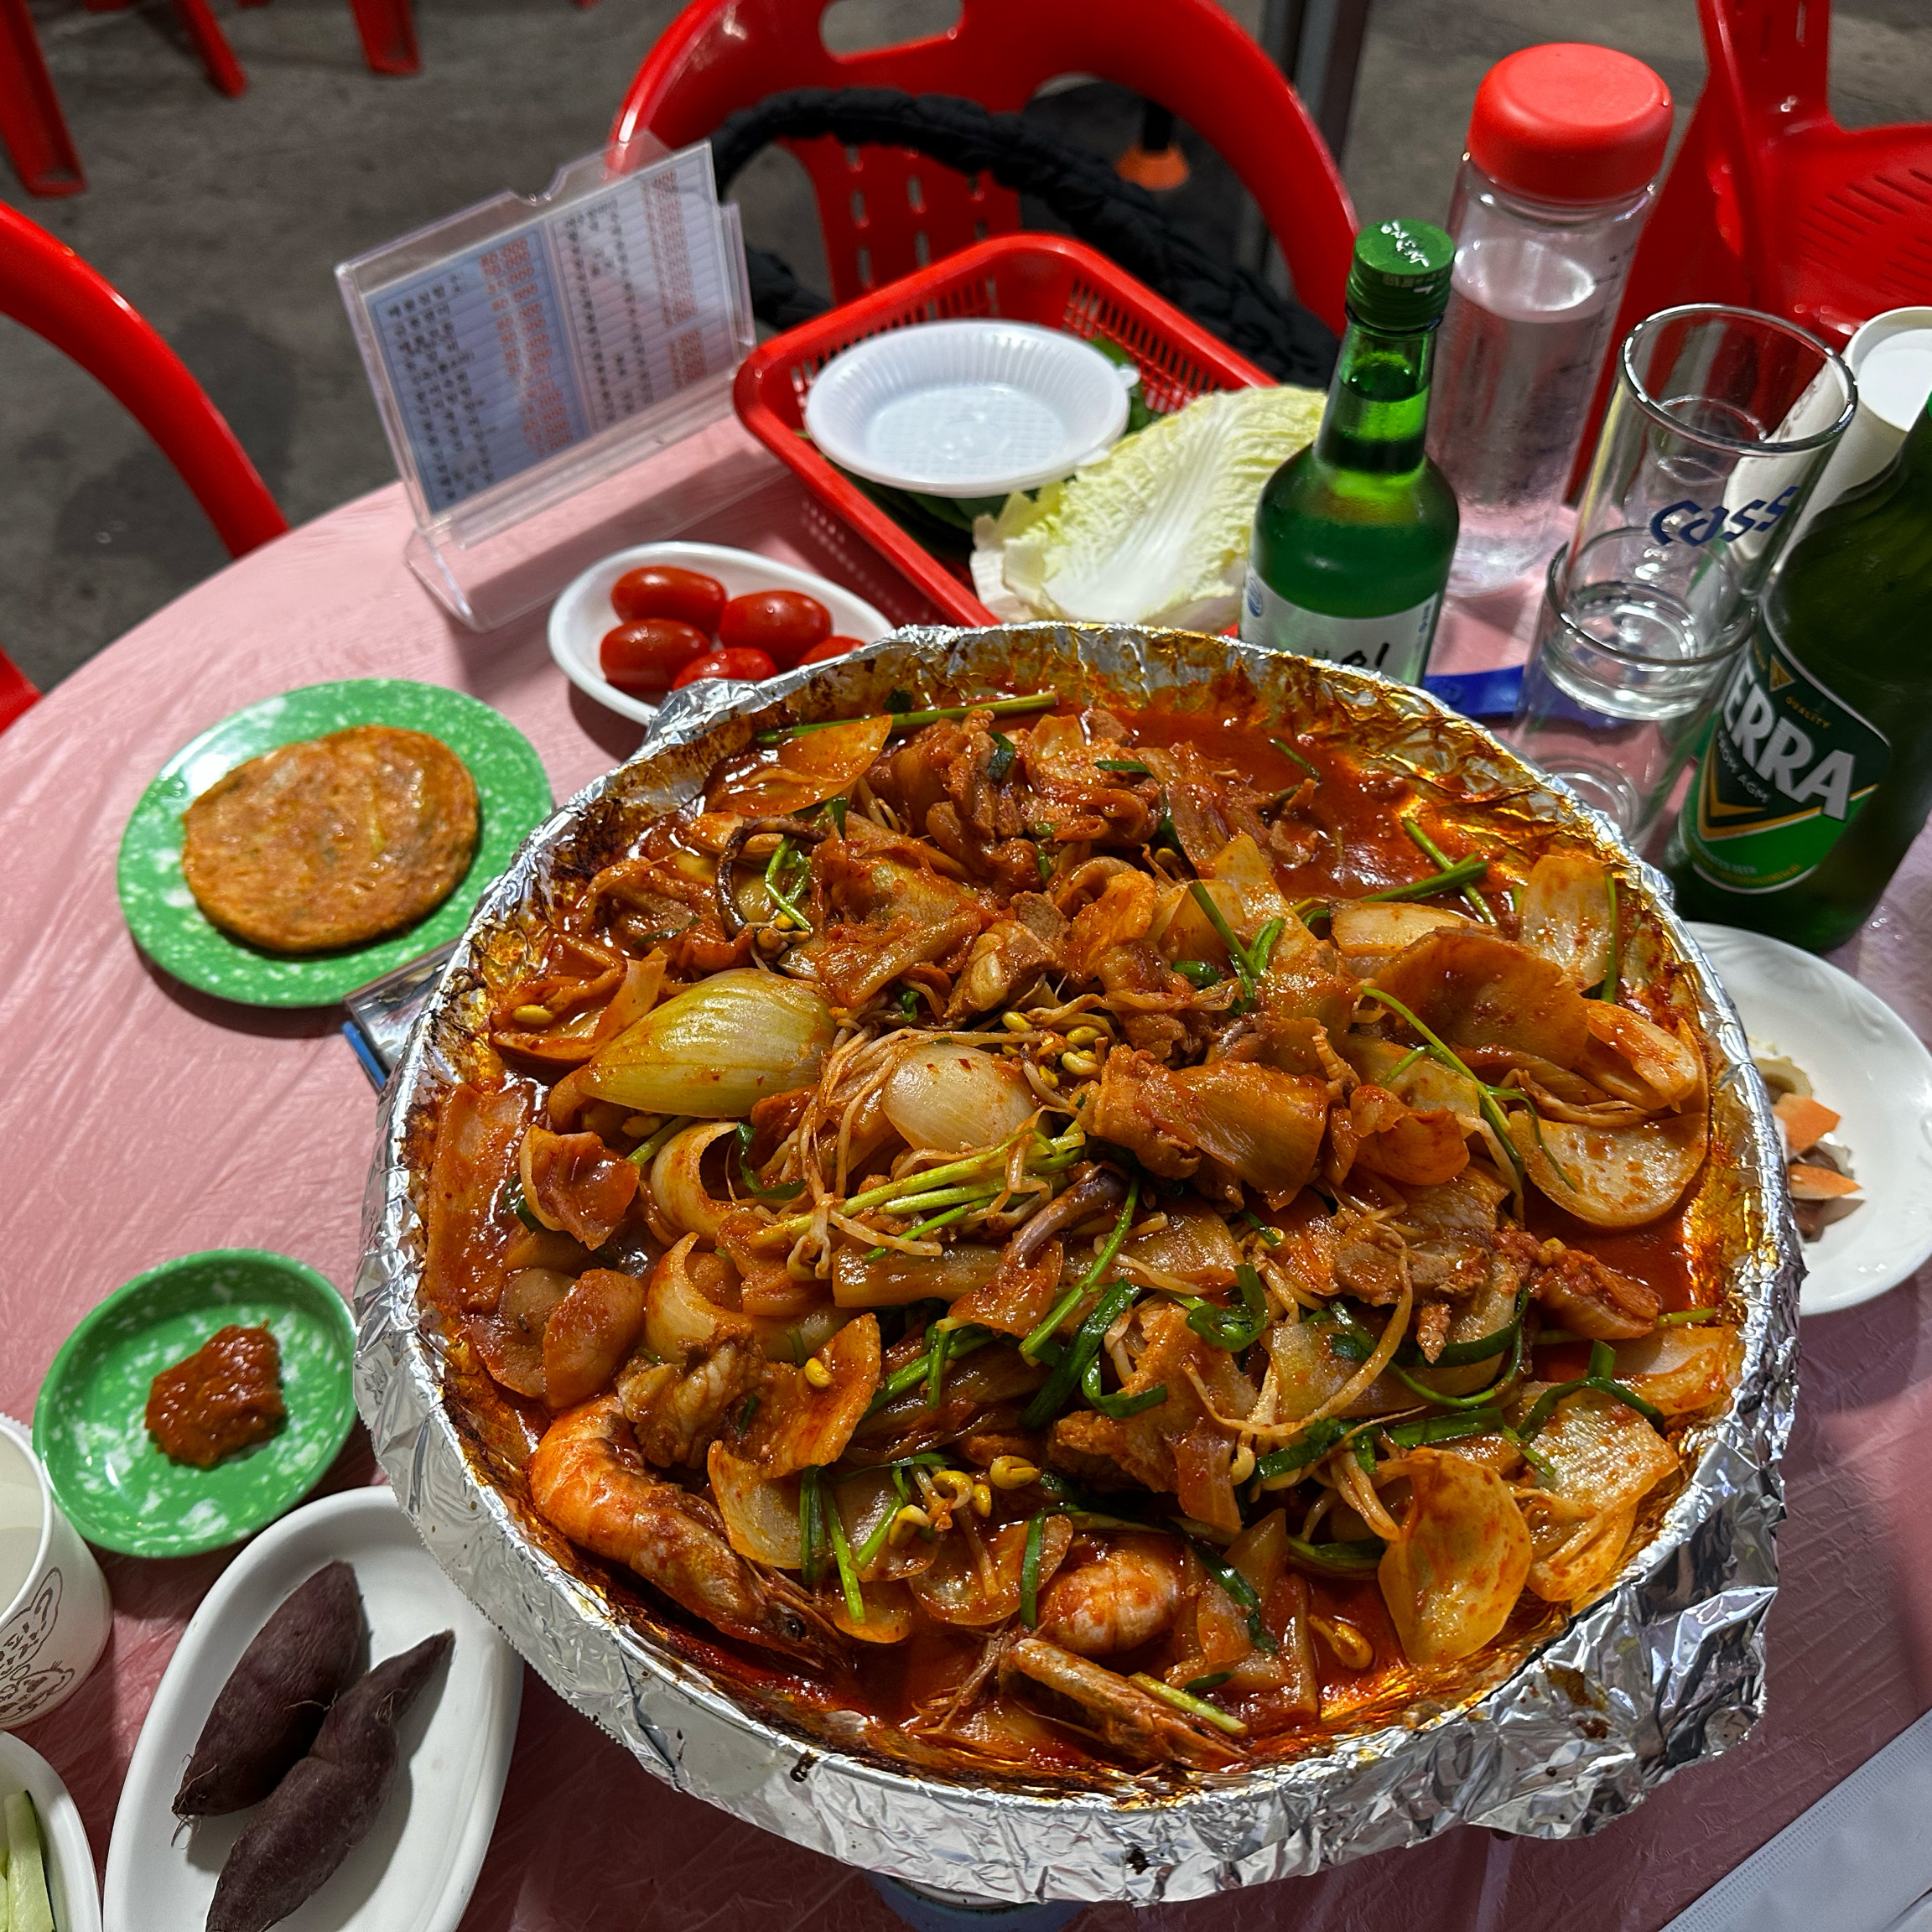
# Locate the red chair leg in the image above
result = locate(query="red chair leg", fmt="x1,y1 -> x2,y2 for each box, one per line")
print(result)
0,649 -> 40,735
0,0 -> 85,195
347,0 -> 418,75
169,0 -> 247,97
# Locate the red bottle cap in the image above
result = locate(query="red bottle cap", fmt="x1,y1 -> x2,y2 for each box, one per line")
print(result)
1467,44 -> 1673,204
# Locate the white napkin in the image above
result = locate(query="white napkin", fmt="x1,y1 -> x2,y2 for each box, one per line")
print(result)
1664,1707 -> 1932,1932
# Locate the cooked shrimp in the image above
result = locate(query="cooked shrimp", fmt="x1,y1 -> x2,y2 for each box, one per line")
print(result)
1036,1534 -> 1186,1656
1000,1637 -> 1240,1768
527,1397 -> 838,1665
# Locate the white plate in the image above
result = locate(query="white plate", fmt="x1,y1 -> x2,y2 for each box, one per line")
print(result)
104,1488 -> 521,1932
1689,922 -> 1932,1316
548,540 -> 892,725
802,319 -> 1131,496
0,1732 -> 102,1932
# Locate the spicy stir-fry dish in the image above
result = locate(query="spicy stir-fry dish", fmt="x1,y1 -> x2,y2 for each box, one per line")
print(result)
416,669 -> 1742,1783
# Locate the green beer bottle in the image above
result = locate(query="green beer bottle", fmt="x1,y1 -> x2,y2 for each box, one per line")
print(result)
1666,397 -> 1932,951
1241,219 -> 1459,683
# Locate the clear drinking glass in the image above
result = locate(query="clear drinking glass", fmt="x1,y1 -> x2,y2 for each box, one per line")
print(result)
1571,304 -> 1855,619
1509,531 -> 1751,839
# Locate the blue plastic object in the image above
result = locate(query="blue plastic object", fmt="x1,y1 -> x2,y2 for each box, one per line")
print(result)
868,1876 -> 1087,1932
1422,663 -> 1523,719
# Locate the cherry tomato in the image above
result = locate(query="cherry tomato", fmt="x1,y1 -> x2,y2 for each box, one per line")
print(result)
599,619 -> 710,694
610,565 -> 727,631
671,647 -> 779,688
717,589 -> 831,668
797,635 -> 866,667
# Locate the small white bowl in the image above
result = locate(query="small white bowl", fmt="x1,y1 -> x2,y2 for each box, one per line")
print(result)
803,320 -> 1131,497
1689,922 -> 1932,1317
548,541 -> 892,726
105,1487 -> 521,1932
0,1732 -> 102,1932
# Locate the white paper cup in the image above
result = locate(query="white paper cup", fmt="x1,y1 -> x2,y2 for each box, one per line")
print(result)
1791,306 -> 1932,538
0,1413 -> 111,1730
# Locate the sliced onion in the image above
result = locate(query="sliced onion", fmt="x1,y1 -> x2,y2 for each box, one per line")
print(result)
1122,1202 -> 1241,1287
650,1121 -> 740,1239
1378,1450 -> 1531,1666
582,969 -> 834,1117
644,1233 -> 753,1358
881,1044 -> 1035,1156
708,1440 -> 802,1566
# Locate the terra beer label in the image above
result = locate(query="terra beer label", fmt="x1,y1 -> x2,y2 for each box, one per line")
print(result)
1682,610 -> 1888,894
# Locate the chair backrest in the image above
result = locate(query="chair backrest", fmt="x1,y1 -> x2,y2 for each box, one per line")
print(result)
0,205 -> 286,560
611,0 -> 1357,335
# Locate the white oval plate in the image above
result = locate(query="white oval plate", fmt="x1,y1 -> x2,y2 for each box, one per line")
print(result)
803,319 -> 1130,496
105,1488 -> 520,1932
0,1732 -> 102,1932
1690,922 -> 1932,1316
548,540 -> 892,725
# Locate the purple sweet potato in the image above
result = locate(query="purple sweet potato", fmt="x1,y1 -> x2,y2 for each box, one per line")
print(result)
174,1560 -> 366,1817
207,1629 -> 453,1932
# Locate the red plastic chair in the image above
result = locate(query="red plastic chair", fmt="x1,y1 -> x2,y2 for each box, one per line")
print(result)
1613,0 -> 1932,347
610,0 -> 1358,336
1,0 -> 420,198
0,204 -> 287,730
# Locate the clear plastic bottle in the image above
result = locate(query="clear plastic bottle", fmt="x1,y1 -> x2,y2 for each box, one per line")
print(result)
1427,44 -> 1672,595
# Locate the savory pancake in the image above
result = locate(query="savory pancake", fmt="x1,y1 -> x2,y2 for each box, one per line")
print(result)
182,724 -> 480,953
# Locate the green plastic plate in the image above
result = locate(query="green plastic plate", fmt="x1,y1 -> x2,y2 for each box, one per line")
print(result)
33,1250 -> 358,1557
117,678 -> 552,1008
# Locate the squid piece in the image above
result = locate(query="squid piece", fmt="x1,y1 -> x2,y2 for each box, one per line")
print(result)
519,1125 -> 639,1249
527,1397 -> 839,1665
707,716 -> 894,818
1000,1637 -> 1243,1768
1372,928 -> 1591,1068
1378,1449 -> 1533,1667
831,1244 -> 1003,1310
739,1313 -> 881,1478
1516,852 -> 1616,989
424,1083 -> 532,1313
912,1516 -> 1072,1628
1036,1534 -> 1186,1656
471,1266 -> 574,1399
542,1267 -> 647,1410
1329,902 -> 1472,979
1529,1244 -> 1659,1340
1509,1083 -> 1707,1229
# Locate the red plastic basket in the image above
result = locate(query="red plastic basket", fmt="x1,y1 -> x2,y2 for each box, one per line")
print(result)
733,234 -> 1275,626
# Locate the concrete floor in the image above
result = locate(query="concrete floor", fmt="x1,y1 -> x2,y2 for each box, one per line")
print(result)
2,0 -> 1926,693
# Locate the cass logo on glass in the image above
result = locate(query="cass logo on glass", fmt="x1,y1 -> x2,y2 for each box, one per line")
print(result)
1649,484 -> 1799,548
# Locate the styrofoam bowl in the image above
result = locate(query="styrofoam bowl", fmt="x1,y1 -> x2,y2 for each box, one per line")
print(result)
803,320 -> 1131,497
548,542 -> 892,725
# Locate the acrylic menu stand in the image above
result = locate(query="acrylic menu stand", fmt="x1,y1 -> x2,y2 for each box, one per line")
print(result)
336,138 -> 757,632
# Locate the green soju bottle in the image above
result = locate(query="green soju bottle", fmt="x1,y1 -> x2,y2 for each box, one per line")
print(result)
1666,398 -> 1932,951
1241,219 -> 1459,683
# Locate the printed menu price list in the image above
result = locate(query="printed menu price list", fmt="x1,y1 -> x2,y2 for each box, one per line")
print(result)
368,146 -> 741,517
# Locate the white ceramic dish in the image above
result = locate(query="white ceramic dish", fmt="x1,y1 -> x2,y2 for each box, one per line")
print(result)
0,1732 -> 102,1932
1690,922 -> 1932,1316
548,540 -> 892,726
803,319 -> 1131,496
104,1487 -> 521,1932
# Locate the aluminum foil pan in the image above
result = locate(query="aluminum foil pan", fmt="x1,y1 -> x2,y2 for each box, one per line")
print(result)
355,625 -> 1800,1904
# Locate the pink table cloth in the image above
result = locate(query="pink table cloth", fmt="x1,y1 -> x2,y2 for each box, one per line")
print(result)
3,419 -> 1929,1932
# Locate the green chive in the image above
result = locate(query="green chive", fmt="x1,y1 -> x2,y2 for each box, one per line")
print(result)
1598,872 -> 1621,1000
1188,882 -> 1258,999
1021,1513 -> 1046,1628
1096,759 -> 1151,776
735,1121 -> 805,1202
1399,817 -> 1493,922
503,1181 -> 544,1233
1020,1180 -> 1140,1362
923,1321 -> 952,1408
1363,854 -> 1490,907
627,1113 -> 696,1169
1130,1672 -> 1248,1736
867,1326 -> 995,1414
1269,736 -> 1321,782
1080,1352 -> 1167,1417
1184,1263 -> 1270,1353
1283,1535 -> 1383,1577
1171,958 -> 1223,989
826,1486 -> 865,1622
756,691 -> 1056,745
799,1469 -> 825,1589
1023,1280 -> 1139,1431
1187,1539 -> 1277,1652
987,730 -> 1018,784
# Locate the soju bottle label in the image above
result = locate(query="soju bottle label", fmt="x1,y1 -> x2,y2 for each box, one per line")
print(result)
1683,610 -> 1888,893
1239,569 -> 1441,683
